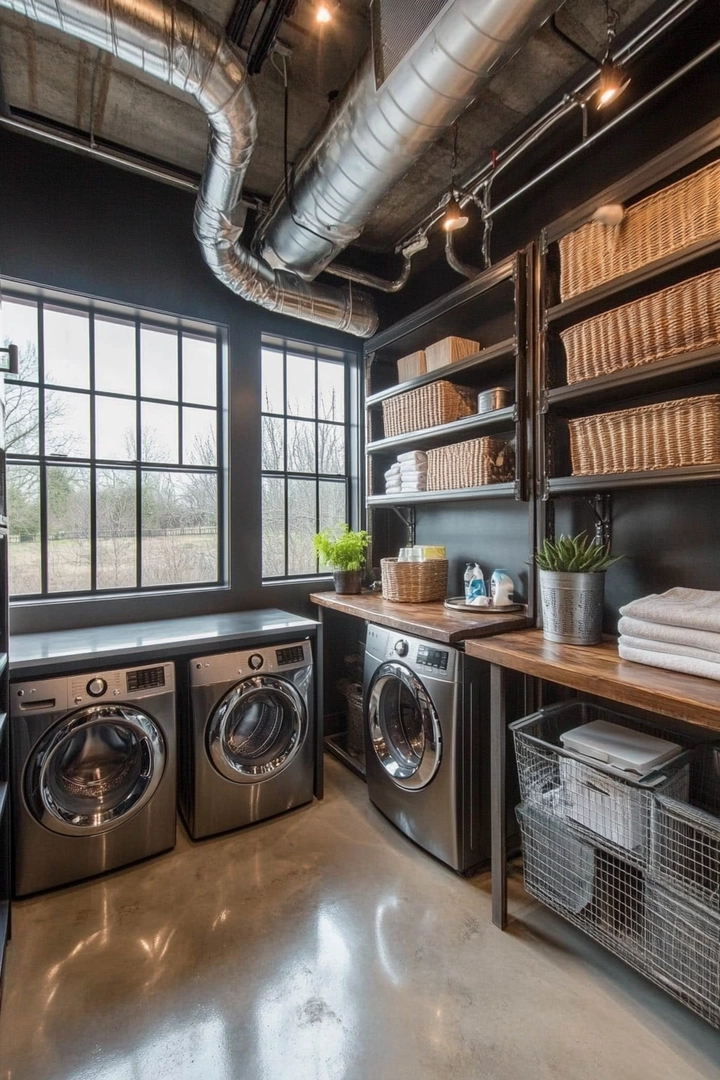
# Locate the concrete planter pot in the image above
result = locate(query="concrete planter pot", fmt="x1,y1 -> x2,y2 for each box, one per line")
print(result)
333,570 -> 363,595
539,569 -> 605,646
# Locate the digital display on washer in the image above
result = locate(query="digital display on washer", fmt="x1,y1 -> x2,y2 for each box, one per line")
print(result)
416,646 -> 448,671
126,666 -> 166,692
276,645 -> 305,666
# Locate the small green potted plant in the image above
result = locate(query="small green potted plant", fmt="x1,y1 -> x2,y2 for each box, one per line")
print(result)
535,532 -> 622,645
313,524 -> 370,595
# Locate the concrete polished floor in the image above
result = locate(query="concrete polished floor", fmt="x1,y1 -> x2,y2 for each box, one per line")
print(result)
1,756 -> 718,1080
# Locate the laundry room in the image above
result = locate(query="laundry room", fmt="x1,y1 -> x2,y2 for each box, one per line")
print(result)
1,0 -> 720,1076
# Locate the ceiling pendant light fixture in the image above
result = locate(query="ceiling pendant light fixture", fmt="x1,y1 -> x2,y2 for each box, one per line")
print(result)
595,1 -> 630,109
443,122 -> 469,232
315,3 -> 331,23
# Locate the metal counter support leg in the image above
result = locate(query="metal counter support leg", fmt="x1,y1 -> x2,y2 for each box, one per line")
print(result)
314,617 -> 324,800
491,662 -> 508,929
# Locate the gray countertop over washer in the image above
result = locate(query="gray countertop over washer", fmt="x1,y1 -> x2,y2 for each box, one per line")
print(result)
10,610 -> 319,678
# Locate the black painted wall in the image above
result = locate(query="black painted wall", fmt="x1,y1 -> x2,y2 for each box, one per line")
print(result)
0,128 -> 359,633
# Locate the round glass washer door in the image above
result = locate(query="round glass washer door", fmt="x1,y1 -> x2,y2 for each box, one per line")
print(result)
207,676 -> 307,783
367,661 -> 442,790
25,705 -> 166,836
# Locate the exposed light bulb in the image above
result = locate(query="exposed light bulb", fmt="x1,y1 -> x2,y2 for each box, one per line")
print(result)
316,4 -> 331,22
596,58 -> 630,109
443,195 -> 468,232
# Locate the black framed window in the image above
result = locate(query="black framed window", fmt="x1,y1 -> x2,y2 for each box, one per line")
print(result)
261,339 -> 350,580
1,292 -> 225,599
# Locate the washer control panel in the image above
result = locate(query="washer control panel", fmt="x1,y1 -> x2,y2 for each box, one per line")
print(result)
10,662 -> 175,715
190,640 -> 312,687
416,645 -> 449,671
276,645 -> 305,667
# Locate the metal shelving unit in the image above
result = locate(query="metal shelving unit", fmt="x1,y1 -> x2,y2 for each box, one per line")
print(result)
368,482 -> 517,506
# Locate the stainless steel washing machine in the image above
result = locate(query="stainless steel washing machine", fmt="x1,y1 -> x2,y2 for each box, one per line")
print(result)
364,624 -> 493,875
11,662 -> 177,896
183,639 -> 314,839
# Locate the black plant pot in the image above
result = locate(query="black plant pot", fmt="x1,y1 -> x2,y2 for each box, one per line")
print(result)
333,570 -> 362,595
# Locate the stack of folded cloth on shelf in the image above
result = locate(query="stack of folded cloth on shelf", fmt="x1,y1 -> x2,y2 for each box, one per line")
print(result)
384,462 -> 401,495
398,450 -> 428,492
618,587 -> 720,681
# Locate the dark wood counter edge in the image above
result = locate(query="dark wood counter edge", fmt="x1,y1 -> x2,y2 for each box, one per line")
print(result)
465,630 -> 720,733
310,592 -> 530,644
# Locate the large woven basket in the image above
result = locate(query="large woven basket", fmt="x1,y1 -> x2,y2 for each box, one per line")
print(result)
381,558 -> 448,603
382,380 -> 475,438
569,394 -> 720,476
560,266 -> 720,385
559,159 -> 720,300
427,436 -> 514,491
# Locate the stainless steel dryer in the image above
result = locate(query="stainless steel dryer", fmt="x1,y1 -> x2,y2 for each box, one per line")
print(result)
11,662 -> 177,896
183,639 -> 314,839
364,624 -> 493,875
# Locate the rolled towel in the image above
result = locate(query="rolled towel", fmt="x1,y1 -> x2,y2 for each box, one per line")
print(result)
618,615 -> 720,656
620,633 -> 720,666
620,588 -> 720,634
619,640 -> 720,682
397,450 -> 427,464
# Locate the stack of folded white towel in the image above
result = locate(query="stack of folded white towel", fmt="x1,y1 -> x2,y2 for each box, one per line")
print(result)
384,451 -> 428,494
618,587 -> 720,682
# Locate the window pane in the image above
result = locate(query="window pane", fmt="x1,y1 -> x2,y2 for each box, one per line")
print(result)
2,298 -> 38,381
262,476 -> 285,577
44,307 -> 90,389
7,463 -> 41,595
96,469 -> 137,590
47,465 -> 91,592
319,480 -> 346,534
318,423 -> 345,474
262,417 -> 283,471
95,316 -> 136,395
318,361 -> 345,422
141,470 -> 217,586
141,326 -> 178,401
287,419 -> 316,474
287,478 -> 316,575
141,402 -> 178,463
45,390 -> 90,457
182,407 -> 216,466
286,354 -> 315,417
261,348 -> 284,414
96,396 -> 136,461
183,335 -> 217,406
6,384 -> 39,455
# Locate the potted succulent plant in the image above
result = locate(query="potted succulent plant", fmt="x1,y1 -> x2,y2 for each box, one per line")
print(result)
313,524 -> 370,595
535,532 -> 622,646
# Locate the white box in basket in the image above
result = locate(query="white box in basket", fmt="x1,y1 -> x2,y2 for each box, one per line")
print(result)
560,758 -> 645,852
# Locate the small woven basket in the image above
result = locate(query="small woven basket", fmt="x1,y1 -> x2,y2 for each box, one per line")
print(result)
382,380 -> 475,438
381,558 -> 448,603
559,158 -> 720,300
560,267 -> 720,385
427,436 -> 514,491
569,393 -> 720,476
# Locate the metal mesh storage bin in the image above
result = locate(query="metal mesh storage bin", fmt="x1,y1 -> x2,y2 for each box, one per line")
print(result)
511,702 -> 692,863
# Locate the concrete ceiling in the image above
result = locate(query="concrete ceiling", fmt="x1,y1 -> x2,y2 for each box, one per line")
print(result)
0,0 -> 663,254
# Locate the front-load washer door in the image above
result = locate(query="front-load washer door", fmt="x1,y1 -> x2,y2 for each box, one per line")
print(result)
207,676 -> 307,783
367,662 -> 442,790
25,705 -> 166,836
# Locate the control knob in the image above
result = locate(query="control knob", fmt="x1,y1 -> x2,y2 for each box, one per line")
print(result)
394,640 -> 409,657
87,677 -> 107,698
248,654 -> 264,671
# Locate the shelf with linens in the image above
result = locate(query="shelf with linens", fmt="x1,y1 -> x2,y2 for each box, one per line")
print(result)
537,121 -> 720,518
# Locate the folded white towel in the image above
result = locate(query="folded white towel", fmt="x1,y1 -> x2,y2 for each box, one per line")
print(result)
618,615 -> 720,656
400,469 -> 427,481
620,588 -> 720,634
620,633 -> 720,666
385,483 -> 402,493
397,450 -> 427,464
385,462 -> 401,475
400,460 -> 427,472
401,481 -> 427,492
619,640 -> 720,682
384,468 -> 401,482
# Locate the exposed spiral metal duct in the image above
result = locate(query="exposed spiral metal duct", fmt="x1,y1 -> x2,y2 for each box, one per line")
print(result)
256,0 -> 561,281
0,0 -> 378,337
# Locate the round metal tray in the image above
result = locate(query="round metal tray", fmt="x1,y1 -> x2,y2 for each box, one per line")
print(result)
444,596 -> 524,614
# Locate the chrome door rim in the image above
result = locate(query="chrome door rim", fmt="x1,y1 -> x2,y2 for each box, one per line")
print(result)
367,662 -> 442,790
207,676 -> 306,784
26,705 -> 165,836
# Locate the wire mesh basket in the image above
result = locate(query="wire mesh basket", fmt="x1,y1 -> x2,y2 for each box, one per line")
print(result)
511,702 -> 692,864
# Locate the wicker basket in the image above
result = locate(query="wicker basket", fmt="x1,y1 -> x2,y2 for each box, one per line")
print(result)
381,558 -> 448,603
425,335 -> 480,371
427,436 -> 514,491
561,267 -> 720,385
397,350 -> 426,382
382,380 -> 475,438
569,394 -> 720,476
559,158 -> 720,300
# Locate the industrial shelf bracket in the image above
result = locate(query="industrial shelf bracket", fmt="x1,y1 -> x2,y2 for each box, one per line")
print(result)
390,505 -> 416,546
584,493 -> 612,547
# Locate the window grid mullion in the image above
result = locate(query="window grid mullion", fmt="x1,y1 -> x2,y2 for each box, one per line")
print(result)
283,347 -> 289,578
314,357 -> 320,570
37,300 -> 49,596
89,311 -> 97,592
135,318 -> 143,589
178,331 -> 184,465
